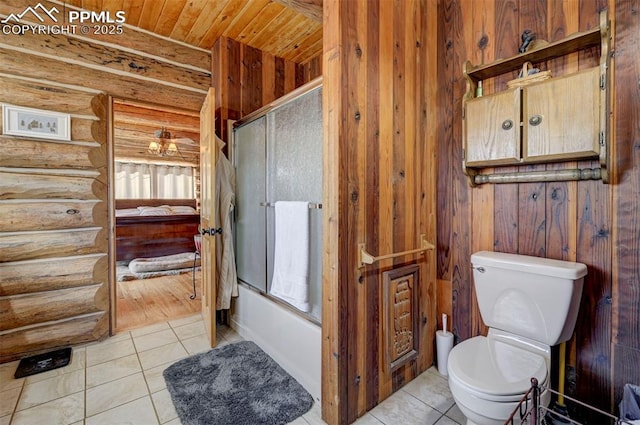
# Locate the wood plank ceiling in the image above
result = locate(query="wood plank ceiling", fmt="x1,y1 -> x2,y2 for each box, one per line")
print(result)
61,0 -> 323,165
63,0 -> 323,64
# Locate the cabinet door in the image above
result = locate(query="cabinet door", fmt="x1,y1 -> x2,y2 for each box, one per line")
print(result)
465,88 -> 521,166
524,67 -> 600,162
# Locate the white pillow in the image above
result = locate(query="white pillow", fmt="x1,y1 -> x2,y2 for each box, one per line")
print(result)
137,206 -> 172,216
170,206 -> 198,215
115,208 -> 141,217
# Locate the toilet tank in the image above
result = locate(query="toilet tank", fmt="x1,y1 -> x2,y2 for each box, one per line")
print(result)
471,251 -> 587,346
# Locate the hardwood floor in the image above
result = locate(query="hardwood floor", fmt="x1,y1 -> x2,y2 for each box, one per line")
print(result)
116,270 -> 202,332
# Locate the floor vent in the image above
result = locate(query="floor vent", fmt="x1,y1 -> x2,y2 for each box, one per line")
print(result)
14,347 -> 72,379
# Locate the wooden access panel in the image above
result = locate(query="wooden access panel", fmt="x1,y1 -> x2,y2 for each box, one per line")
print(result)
382,265 -> 420,373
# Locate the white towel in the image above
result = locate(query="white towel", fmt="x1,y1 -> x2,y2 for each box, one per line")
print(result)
270,201 -> 310,312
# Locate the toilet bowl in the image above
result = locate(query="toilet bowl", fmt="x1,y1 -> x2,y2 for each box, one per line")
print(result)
448,251 -> 587,425
447,329 -> 551,425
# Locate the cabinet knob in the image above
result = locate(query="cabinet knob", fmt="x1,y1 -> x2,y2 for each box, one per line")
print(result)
529,114 -> 543,126
501,119 -> 513,130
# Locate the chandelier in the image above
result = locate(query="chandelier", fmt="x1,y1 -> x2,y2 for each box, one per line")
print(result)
148,127 -> 177,156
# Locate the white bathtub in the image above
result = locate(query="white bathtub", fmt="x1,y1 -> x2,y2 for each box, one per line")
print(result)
230,284 -> 322,401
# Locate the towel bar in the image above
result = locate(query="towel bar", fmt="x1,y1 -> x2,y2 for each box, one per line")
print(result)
358,234 -> 434,268
260,202 -> 322,209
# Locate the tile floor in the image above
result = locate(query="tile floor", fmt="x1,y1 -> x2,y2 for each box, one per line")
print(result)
0,314 -> 465,425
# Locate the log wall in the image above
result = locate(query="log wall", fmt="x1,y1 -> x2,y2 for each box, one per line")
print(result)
437,0 -> 640,418
113,99 -> 201,167
0,0 -> 209,111
0,87 -> 109,363
0,0 -> 210,362
322,0 -> 438,423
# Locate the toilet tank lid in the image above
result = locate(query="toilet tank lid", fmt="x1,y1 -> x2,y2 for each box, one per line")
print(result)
471,251 -> 587,279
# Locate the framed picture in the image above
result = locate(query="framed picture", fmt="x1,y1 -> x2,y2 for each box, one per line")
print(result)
2,104 -> 70,141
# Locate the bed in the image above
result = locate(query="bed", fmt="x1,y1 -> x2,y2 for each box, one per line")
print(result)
115,199 -> 200,262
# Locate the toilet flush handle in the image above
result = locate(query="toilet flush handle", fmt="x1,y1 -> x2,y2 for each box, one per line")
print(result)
472,266 -> 486,273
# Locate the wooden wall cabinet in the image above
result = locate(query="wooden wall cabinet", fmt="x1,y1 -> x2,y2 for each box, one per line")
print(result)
462,10 -> 610,186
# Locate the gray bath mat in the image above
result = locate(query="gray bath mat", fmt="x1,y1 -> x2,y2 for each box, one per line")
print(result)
163,340 -> 314,425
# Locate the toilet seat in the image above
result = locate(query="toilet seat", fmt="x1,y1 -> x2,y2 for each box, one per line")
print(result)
448,335 -> 548,401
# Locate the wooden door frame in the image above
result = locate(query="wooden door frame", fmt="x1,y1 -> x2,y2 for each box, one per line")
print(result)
107,95 -> 117,335
199,87 -> 217,347
107,96 -> 203,335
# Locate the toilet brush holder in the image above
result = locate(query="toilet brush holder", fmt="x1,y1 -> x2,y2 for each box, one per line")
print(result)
436,330 -> 454,376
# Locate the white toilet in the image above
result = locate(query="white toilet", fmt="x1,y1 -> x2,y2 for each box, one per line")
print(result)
447,251 -> 587,425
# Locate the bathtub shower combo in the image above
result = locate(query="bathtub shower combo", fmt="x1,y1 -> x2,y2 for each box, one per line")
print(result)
231,81 -> 323,400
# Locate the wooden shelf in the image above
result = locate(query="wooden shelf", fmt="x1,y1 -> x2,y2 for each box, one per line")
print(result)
462,9 -> 611,186
465,27 -> 601,81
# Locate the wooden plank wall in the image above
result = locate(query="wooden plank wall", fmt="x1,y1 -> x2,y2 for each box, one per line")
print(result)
438,0 -> 640,418
0,0 -> 209,361
211,36 -> 321,142
297,55 -> 323,87
611,0 -> 640,410
323,0 -> 438,424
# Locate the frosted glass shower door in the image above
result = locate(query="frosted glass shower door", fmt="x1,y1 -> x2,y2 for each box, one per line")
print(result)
234,117 -> 267,292
266,87 -> 323,321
